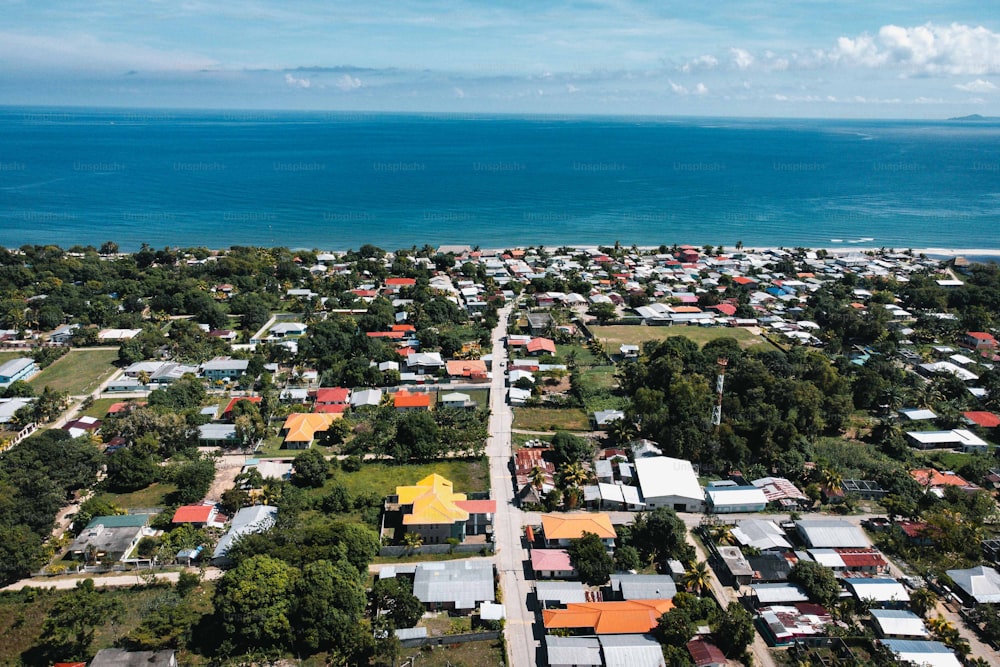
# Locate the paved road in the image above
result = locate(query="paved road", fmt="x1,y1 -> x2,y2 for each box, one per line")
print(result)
487,306 -> 540,667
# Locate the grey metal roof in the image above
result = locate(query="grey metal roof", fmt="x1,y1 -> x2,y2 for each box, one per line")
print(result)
412,559 -> 494,610
545,635 -> 602,666
946,565 -> 1000,604
751,583 -> 809,604
795,519 -> 870,548
600,634 -> 666,667
732,518 -> 792,551
213,505 -> 277,558
90,649 -> 177,667
870,609 -> 928,637
534,581 -> 587,605
610,574 -> 677,601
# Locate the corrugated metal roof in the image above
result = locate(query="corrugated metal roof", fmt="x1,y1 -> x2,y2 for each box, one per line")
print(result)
600,634 -> 666,667
545,635 -> 602,666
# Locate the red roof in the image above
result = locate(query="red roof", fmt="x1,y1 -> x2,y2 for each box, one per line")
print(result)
352,289 -> 377,297
733,276 -> 756,285
107,401 -> 145,415
967,331 -> 996,340
526,337 -> 557,354
454,499 -> 496,514
367,331 -> 405,338
965,411 -> 1000,428
709,303 -> 737,316
172,505 -> 214,523
834,548 -> 887,569
687,639 -> 727,667
386,277 -> 417,286
394,390 -> 431,408
224,396 -> 261,415
315,387 -> 350,404
313,403 -> 348,414
392,324 -> 416,332
897,520 -> 930,539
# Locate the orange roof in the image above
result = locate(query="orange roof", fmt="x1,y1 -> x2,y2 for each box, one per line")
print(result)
172,505 -> 214,523
398,473 -> 469,525
541,513 -> 617,540
733,276 -> 756,285
224,396 -> 261,415
526,337 -> 557,354
394,389 -> 431,408
671,305 -> 702,313
446,359 -> 488,377
543,600 -> 674,634
910,468 -> 973,488
965,411 -> 1000,428
455,499 -> 496,514
313,403 -> 348,414
392,324 -> 416,332
282,412 -> 336,442
386,277 -> 417,286
368,330 -> 405,338
107,401 -> 145,414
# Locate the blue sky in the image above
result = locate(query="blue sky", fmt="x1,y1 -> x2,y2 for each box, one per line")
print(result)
1,1 -> 998,117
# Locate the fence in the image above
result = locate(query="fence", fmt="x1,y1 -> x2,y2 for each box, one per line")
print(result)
399,630 -> 500,649
378,543 -> 494,558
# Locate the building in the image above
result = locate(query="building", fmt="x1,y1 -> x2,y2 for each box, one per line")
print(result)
633,456 -> 704,512
732,518 -> 792,551
752,476 -> 810,510
880,640 -> 962,667
198,423 -> 238,447
0,357 -> 39,386
350,387 -> 383,409
717,545 -> 755,586
843,578 -> 909,606
412,559 -> 495,612
540,513 -> 617,549
542,600 -> 674,635
531,549 -> 577,579
870,609 -> 929,639
535,580 -> 587,607
961,331 -> 997,351
608,574 -> 677,601
68,514 -> 153,563
213,505 -> 278,562
280,412 -> 336,448
686,638 -> 727,667
757,603 -> 832,646
795,519 -> 870,549
200,357 -> 249,382
545,635 -> 602,667
392,474 -> 494,545
89,649 -> 177,667
599,634 -> 667,667
440,391 -> 476,408
704,482 -> 768,513
171,504 -> 220,527
946,565 -> 1000,605
393,389 -> 432,411
906,429 -> 989,452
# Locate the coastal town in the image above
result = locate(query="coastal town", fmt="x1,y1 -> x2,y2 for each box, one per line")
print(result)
2,242 -> 1000,667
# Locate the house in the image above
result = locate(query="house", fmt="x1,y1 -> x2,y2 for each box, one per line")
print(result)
633,456 -> 705,512
843,578 -> 909,606
964,411 -> 1000,429
0,357 -> 39,386
599,634 -> 667,667
752,476 -> 810,510
619,344 -> 640,359
542,600 -> 674,634
946,565 -> 1000,605
526,312 -> 553,335
748,551 -> 795,583
393,389 -> 432,411
445,359 -> 489,381
213,505 -> 278,562
540,513 -> 617,549
961,331 -> 997,351
749,583 -> 810,608
440,391 -> 476,409
221,396 -> 261,421
508,387 -> 531,405
392,474 -> 494,544
757,603 -> 833,646
526,337 -> 557,356
68,514 -> 153,563
535,580 -> 587,607
705,482 -> 767,513
717,546 -> 755,586
608,574 -> 677,601
314,387 -> 350,408
870,609 -> 929,639
910,468 -> 980,495
280,412 -> 336,448
198,423 -> 238,447
48,323 -> 79,344
350,387 -> 383,409
406,351 -> 444,374
545,635 -> 602,667
412,559 -> 495,612
89,649 -> 177,667
880,640 -> 962,667
906,429 -> 989,452
171,504 -> 220,527
592,409 -> 626,429
531,548 -> 577,579
732,518 -> 792,551
686,638 -> 727,667
0,397 -> 34,424
795,519 -> 870,549
200,357 -> 249,382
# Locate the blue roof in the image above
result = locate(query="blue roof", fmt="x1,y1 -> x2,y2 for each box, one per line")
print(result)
882,639 -> 954,654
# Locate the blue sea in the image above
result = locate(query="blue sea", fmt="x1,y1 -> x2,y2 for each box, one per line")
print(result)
1,107 -> 999,252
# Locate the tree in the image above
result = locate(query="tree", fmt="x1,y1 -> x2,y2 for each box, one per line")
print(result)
394,410 -> 440,460
629,507 -> 692,564
655,607 -> 697,646
558,462 -> 590,489
38,579 -> 125,659
370,576 -> 424,629
292,447 -> 329,488
568,532 -> 614,586
292,559 -> 368,657
910,587 -> 938,618
105,447 -> 158,492
168,456 -> 217,504
213,555 -> 298,651
551,430 -> 592,465
614,544 -> 641,572
679,561 -> 712,596
713,601 -> 755,657
589,302 -> 617,324
789,560 -> 840,607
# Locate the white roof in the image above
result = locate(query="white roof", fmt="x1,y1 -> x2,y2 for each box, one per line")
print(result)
600,634 -> 666,667
751,583 -> 809,604
633,456 -> 703,503
350,388 -> 382,406
946,565 -> 1000,604
844,578 -> 910,603
881,640 -> 962,667
870,609 -> 928,638
796,519 -> 870,548
705,485 -> 767,507
807,548 -> 846,568
732,519 -> 791,551
546,636 -> 602,667
898,408 -> 937,421
907,429 -> 988,447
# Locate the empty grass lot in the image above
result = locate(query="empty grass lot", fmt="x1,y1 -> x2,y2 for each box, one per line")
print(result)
512,407 -> 591,432
92,481 -> 179,510
329,458 -> 490,499
590,324 -> 770,351
29,348 -> 120,395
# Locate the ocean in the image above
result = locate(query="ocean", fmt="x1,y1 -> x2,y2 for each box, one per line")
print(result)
1,107 -> 999,252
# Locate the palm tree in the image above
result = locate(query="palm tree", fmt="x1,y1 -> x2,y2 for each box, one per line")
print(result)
910,587 -> 938,618
528,465 -> 547,491
558,462 -> 590,489
402,531 -> 423,552
708,524 -> 735,546
608,418 -> 638,446
819,468 -> 844,493
679,561 -> 712,596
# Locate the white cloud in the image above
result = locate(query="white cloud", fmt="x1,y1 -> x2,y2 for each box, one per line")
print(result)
668,79 -> 688,95
694,82 -> 708,95
679,54 -> 718,73
284,73 -> 311,88
955,78 -> 997,92
0,31 -> 216,71
730,48 -> 754,70
565,83 -> 579,93
453,86 -> 466,98
831,23 -> 1000,75
335,74 -> 362,90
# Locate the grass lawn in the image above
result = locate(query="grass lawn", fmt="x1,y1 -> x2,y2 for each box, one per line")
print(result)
921,449 -> 978,471
513,432 -> 553,447
93,481 -> 178,510
325,458 -> 490,499
0,351 -> 27,364
29,348 -> 120,395
438,387 -> 490,406
80,397 -> 123,419
512,407 -> 591,432
401,638 -> 505,667
590,324 -> 769,351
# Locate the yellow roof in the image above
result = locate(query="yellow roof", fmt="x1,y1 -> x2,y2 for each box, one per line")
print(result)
541,513 -> 617,540
282,412 -> 335,442
397,473 -> 469,525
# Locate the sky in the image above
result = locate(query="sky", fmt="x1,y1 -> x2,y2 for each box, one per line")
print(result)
1,0 -> 998,118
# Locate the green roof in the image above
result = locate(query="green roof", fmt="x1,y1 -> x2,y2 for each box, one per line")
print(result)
85,514 -> 152,529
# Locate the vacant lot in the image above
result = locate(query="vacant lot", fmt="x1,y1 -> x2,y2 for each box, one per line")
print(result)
29,349 -> 120,395
591,324 -> 768,351
401,638 -> 505,667
93,481 -> 178,511
513,407 -> 591,432
313,458 -> 490,501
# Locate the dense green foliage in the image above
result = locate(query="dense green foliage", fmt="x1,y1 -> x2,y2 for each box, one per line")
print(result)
567,532 -> 614,586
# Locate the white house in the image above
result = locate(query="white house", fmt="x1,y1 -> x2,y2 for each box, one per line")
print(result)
633,456 -> 704,512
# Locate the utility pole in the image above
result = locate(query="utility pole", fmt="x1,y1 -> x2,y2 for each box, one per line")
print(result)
711,357 -> 727,429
